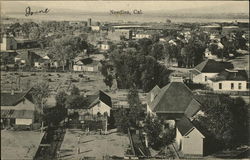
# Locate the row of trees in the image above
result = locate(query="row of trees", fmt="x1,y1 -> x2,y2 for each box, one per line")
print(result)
6,21 -> 79,40
31,82 -> 88,127
208,31 -> 248,58
106,48 -> 172,92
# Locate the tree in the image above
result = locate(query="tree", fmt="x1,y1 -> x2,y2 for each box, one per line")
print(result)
127,88 -> 145,127
31,81 -> 50,132
195,94 -> 248,149
70,85 -> 80,96
110,48 -> 171,91
103,74 -> 113,90
55,90 -> 68,107
51,36 -> 88,71
151,43 -> 164,60
66,95 -> 89,109
29,27 -> 40,40
114,108 -> 130,133
144,116 -> 175,150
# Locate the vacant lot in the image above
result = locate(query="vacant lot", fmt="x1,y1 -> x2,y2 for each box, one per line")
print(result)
1,71 -> 107,95
59,129 -> 130,159
1,130 -> 44,160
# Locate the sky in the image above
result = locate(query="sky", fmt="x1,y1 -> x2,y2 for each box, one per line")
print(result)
1,1 -> 249,14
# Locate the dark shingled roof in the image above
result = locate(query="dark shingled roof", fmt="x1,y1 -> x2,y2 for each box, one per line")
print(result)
1,110 -> 34,119
1,92 -> 27,106
194,59 -> 234,73
87,90 -> 112,108
211,69 -> 249,82
150,82 -> 201,118
177,116 -> 205,138
176,116 -> 195,136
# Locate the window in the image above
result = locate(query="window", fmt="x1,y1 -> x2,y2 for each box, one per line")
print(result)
247,83 -> 250,89
231,83 -> 234,90
205,76 -> 208,82
219,83 -> 222,89
238,83 -> 242,90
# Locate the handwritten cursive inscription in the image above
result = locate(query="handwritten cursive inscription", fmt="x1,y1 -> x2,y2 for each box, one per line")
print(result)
25,6 -> 50,16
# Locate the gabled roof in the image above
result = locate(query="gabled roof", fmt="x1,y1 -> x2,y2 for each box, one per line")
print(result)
176,116 -> 195,136
146,85 -> 161,105
1,110 -> 34,119
211,69 -> 249,82
87,90 -> 112,108
194,59 -> 234,73
176,116 -> 205,138
1,92 -> 28,106
149,82 -> 201,118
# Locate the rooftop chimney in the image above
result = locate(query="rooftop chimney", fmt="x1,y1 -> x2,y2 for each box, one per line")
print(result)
170,76 -> 183,82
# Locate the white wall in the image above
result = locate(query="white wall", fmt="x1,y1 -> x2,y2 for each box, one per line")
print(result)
73,65 -> 99,72
182,128 -> 204,156
0,37 -> 17,51
15,118 -> 33,125
135,34 -> 151,39
91,26 -> 100,31
100,44 -> 110,51
212,81 -> 248,91
176,128 -> 183,150
34,62 -> 41,68
193,73 -> 218,84
90,101 -> 111,116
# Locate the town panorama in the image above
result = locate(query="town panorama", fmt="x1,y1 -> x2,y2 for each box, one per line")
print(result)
0,1 -> 249,160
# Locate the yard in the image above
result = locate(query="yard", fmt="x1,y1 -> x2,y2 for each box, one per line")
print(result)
1,130 -> 44,160
59,129 -> 130,159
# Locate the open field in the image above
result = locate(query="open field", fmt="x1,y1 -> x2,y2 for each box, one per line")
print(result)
1,130 -> 44,160
59,129 -> 130,159
0,71 -> 107,95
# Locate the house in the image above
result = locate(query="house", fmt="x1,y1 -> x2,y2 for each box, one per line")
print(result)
14,51 -> 43,67
190,59 -> 234,84
0,51 -> 18,66
176,116 -> 205,157
85,90 -> 112,117
91,26 -> 101,31
67,90 -> 112,132
68,90 -> 112,118
0,34 -> 17,51
107,29 -> 132,41
210,69 -> 249,92
98,42 -> 111,52
73,57 -> 101,72
134,33 -> 152,39
0,90 -> 36,129
146,77 -> 201,120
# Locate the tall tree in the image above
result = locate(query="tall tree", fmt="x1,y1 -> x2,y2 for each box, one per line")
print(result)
55,90 -> 68,108
31,81 -> 50,132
